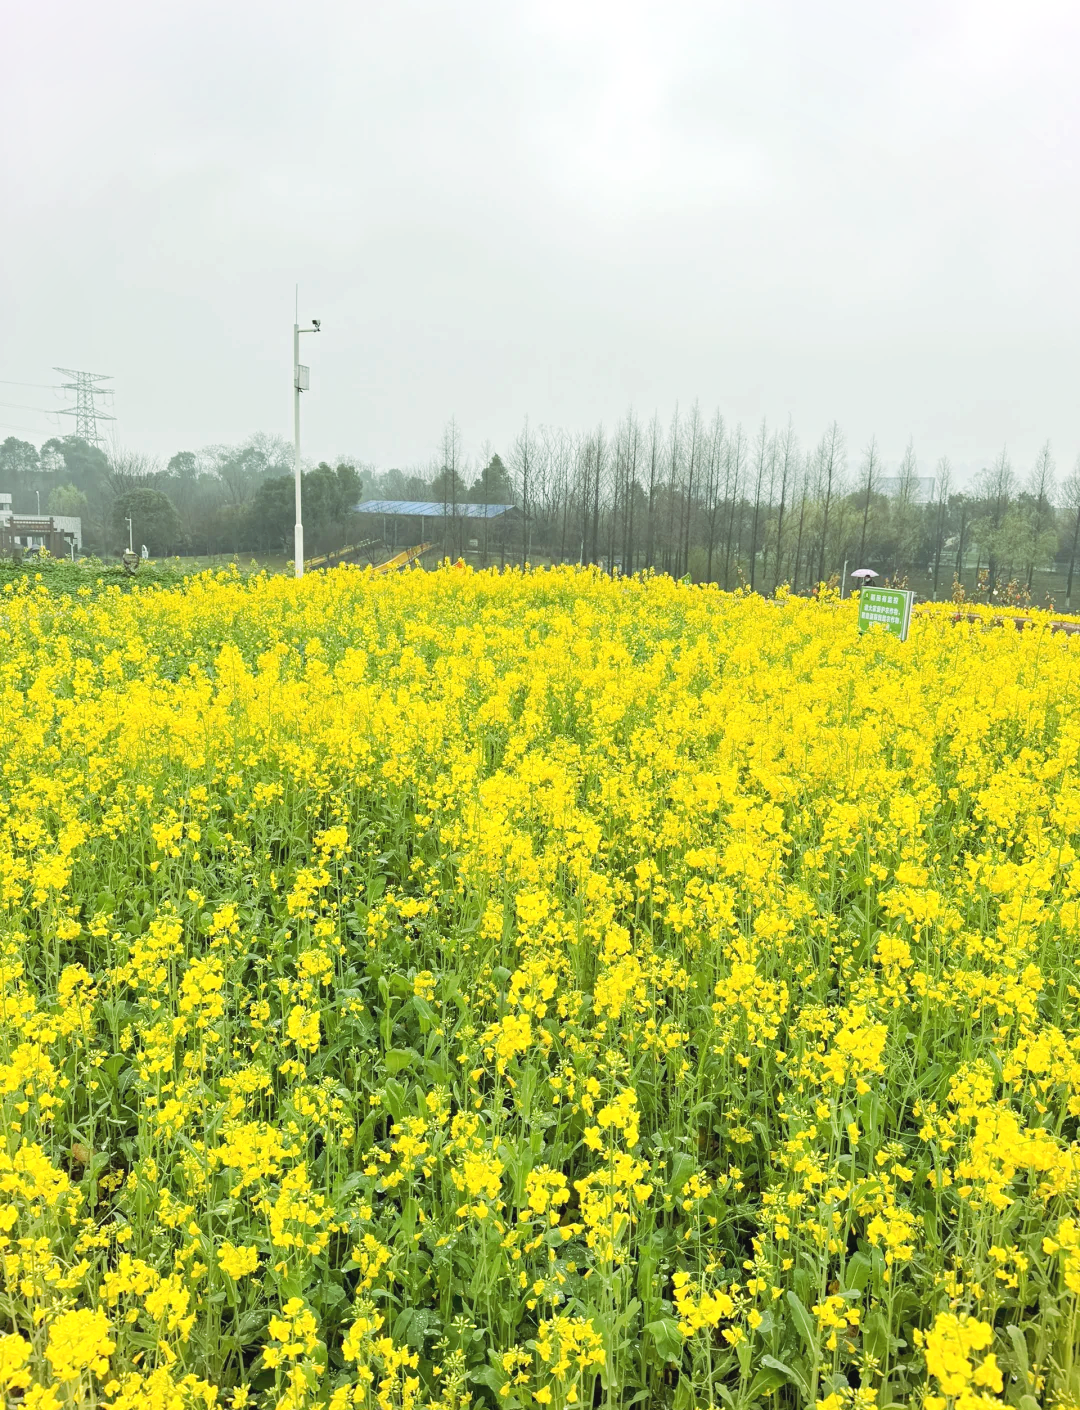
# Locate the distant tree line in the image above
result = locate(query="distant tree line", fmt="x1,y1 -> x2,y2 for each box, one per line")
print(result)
491,410 -> 1080,604
0,428 -> 517,562
2,410 -> 1078,601
0,434 -> 367,558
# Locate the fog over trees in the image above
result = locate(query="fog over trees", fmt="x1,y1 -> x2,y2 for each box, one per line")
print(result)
3,408 -> 1079,602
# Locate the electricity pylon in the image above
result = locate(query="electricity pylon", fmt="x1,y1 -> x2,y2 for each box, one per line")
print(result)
53,369 -> 115,446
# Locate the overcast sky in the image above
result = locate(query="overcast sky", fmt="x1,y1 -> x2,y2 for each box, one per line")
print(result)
2,0 -> 1078,483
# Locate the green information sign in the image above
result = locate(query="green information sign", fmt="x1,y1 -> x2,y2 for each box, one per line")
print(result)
857,586 -> 914,641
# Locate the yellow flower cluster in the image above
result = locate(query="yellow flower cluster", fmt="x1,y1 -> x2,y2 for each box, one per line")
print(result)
0,563 -> 1079,1408
915,1312 -> 1003,1410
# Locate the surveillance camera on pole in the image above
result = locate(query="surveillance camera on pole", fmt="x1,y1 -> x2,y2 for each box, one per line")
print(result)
293,301 -> 322,579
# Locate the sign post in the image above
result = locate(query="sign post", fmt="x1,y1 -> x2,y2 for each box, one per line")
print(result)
857,586 -> 914,641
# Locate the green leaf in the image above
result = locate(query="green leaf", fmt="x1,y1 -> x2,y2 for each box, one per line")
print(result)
644,1317 -> 684,1365
411,995 -> 437,1026
402,1307 -> 441,1349
668,1152 -> 698,1194
392,1307 -> 416,1343
382,1078 -> 409,1119
423,1059 -> 454,1085
843,1251 -> 873,1292
736,1337 -> 752,1376
755,1308 -> 776,1338
747,1367 -> 789,1399
1007,1325 -> 1031,1387
673,1379 -> 696,1410
469,1367 -> 503,1392
312,1280 -> 347,1314
761,1354 -> 811,1400
863,1307 -> 891,1361
384,1048 -> 416,1073
786,1290 -> 817,1354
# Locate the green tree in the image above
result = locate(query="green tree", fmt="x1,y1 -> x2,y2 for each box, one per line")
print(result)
208,436 -> 289,508
166,451 -> 199,479
0,437 -> 40,482
247,465 -> 365,557
335,463 -> 362,513
113,488 -> 185,556
248,476 -> 294,552
304,465 -> 340,534
431,465 -> 468,502
47,484 -> 89,517
42,436 -> 109,487
469,454 -> 513,504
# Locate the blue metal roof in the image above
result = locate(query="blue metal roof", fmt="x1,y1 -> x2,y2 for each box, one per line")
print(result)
355,500 -> 516,519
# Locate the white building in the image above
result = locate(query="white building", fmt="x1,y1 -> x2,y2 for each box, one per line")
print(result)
0,504 -> 83,555
48,514 -> 83,550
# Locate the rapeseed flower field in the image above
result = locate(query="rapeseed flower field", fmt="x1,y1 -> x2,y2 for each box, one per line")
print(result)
2,564 -> 1080,1410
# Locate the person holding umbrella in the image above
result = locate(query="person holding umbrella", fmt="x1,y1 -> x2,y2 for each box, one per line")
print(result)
838,566 -> 878,600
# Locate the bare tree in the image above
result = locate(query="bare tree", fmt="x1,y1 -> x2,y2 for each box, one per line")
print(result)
815,422 -> 844,585
702,412 -> 726,583
953,494 -> 972,592
893,438 -> 922,576
591,425 -> 606,566
575,434 -> 594,565
748,418 -> 770,591
1024,440 -> 1056,589
791,454 -> 810,593
644,415 -> 661,571
856,436 -> 881,567
1060,456 -> 1080,606
620,411 -> 641,574
662,407 -> 681,576
541,426 -> 572,566
106,444 -> 160,497
831,473 -> 855,582
509,417 -> 538,567
721,425 -> 745,588
102,443 -> 163,555
930,458 -> 952,600
608,412 -> 639,575
975,448 -> 1017,588
680,403 -> 703,578
1060,456 -> 1080,607
768,420 -> 797,592
438,417 -> 464,557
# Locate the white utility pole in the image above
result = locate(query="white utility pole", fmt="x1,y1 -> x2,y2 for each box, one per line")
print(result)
292,289 -> 321,578
126,517 -> 133,552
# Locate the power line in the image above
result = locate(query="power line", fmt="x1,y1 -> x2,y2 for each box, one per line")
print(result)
0,420 -> 61,437
52,368 -> 114,447
0,379 -> 66,390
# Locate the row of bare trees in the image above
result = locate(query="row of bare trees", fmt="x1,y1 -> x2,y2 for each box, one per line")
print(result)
452,407 -> 1080,601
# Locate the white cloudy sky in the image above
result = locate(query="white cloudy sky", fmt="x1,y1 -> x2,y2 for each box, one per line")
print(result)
2,0 -> 1078,481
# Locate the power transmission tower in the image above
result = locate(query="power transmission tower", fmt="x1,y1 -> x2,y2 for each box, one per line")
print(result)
53,369 -> 115,447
